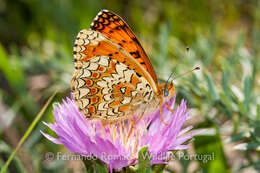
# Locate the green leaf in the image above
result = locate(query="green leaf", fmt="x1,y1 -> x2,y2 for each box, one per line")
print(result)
179,150 -> 191,173
257,104 -> 260,121
83,159 -> 95,173
220,72 -> 238,114
233,143 -> 260,151
82,159 -> 108,173
0,44 -> 26,93
0,43 -> 38,118
95,159 -> 108,173
244,76 -> 252,113
204,73 -> 219,101
221,71 -> 231,99
151,164 -> 166,173
0,142 -> 27,173
44,158 -> 66,170
194,132 -> 229,173
137,147 -> 152,173
224,132 -> 250,143
158,23 -> 170,68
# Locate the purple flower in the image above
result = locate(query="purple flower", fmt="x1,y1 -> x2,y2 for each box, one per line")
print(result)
41,95 -> 202,172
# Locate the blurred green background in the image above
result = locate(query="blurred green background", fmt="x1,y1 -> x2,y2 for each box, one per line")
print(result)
0,0 -> 259,172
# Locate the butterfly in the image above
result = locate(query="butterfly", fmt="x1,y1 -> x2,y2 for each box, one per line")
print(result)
71,9 -> 175,123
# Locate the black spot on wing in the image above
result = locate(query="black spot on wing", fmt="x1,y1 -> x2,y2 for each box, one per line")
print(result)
130,51 -> 141,58
136,72 -> 141,77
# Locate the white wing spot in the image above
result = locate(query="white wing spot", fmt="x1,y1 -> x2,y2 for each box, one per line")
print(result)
84,39 -> 90,45
79,88 -> 90,98
79,69 -> 91,78
108,108 -> 116,116
122,97 -> 131,104
80,34 -> 87,39
74,46 -> 81,52
90,56 -> 100,63
75,39 -> 84,45
94,16 -> 99,21
102,88 -> 111,94
74,53 -> 81,60
98,56 -> 109,66
124,70 -> 134,82
113,107 -> 119,113
97,81 -> 107,87
136,82 -> 145,91
88,31 -> 98,40
98,102 -> 109,111
120,87 -> 126,94
111,73 -> 121,81
87,63 -> 98,71
115,63 -> 127,77
131,91 -> 137,97
81,99 -> 89,108
104,94 -> 112,101
77,78 -> 85,88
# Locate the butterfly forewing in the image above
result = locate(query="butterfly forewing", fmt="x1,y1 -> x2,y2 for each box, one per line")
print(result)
73,30 -> 157,91
90,9 -> 158,83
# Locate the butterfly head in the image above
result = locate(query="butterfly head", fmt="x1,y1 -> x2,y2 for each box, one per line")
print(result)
163,83 -> 175,98
158,82 -> 175,101
161,73 -> 175,98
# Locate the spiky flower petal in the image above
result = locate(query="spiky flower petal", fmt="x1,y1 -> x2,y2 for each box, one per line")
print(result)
41,96 -> 201,172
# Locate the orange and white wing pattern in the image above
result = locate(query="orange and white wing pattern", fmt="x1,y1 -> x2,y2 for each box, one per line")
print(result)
90,9 -> 158,83
71,30 -> 156,121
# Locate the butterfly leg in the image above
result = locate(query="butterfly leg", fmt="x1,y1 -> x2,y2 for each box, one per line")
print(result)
101,124 -> 105,138
118,121 -> 125,144
166,102 -> 175,113
127,118 -> 134,141
160,98 -> 169,125
134,114 -> 144,124
127,114 -> 144,141
100,121 -> 107,138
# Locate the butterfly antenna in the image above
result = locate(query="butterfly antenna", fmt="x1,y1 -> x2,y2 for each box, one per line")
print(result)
164,72 -> 173,88
173,67 -> 200,80
165,72 -> 174,87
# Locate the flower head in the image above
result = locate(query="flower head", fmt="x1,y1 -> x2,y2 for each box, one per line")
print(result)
41,96 -> 201,172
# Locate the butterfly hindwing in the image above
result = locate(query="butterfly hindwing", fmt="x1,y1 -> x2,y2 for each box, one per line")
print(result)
71,55 -> 154,120
72,30 -> 156,120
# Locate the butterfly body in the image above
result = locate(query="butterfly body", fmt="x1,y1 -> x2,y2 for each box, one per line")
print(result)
71,10 -> 175,122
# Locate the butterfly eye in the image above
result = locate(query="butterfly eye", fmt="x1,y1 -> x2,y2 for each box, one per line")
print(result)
163,88 -> 169,97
